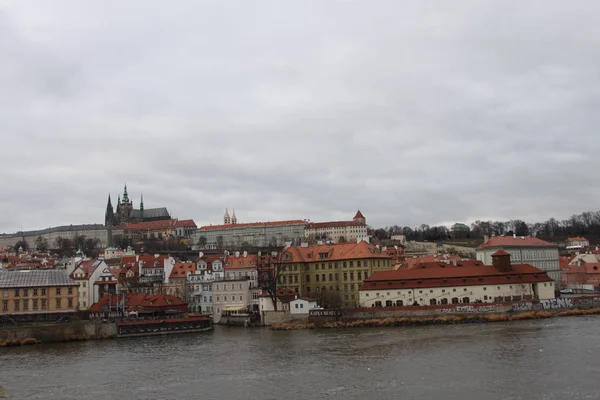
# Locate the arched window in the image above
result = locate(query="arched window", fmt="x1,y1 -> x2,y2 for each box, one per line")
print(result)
385,300 -> 393,307
463,297 -> 470,304
430,298 -> 437,305
440,298 -> 448,305
375,301 -> 383,308
452,297 -> 459,304
395,300 -> 403,306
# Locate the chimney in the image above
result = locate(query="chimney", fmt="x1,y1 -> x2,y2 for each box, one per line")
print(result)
235,251 -> 240,257
513,233 -> 516,239
243,251 -> 248,258
483,235 -> 489,244
199,252 -> 204,258
491,250 -> 512,272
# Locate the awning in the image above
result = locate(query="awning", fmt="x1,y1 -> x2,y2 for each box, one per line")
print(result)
224,306 -> 247,311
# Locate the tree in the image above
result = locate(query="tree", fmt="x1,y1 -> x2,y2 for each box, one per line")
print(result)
14,239 -> 29,252
73,235 -> 86,251
197,236 -> 207,248
54,237 -> 73,257
84,238 -> 100,255
216,236 -> 224,250
257,252 -> 284,311
34,236 -> 49,252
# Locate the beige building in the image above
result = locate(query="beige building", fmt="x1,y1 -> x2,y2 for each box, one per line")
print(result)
360,251 -> 555,307
212,278 -> 259,323
476,235 -> 560,285
304,211 -> 368,243
0,270 -> 79,321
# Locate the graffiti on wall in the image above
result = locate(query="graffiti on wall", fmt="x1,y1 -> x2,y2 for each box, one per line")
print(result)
440,305 -> 500,314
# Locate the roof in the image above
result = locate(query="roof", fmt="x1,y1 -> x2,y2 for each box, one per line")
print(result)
0,270 -> 78,288
281,241 -> 391,263
70,260 -> 97,280
169,262 -> 197,279
123,219 -> 176,231
567,237 -> 589,242
88,293 -> 186,313
492,250 -> 510,256
361,262 -> 552,291
403,255 -> 462,269
353,210 -> 365,219
130,208 -> 170,219
198,220 -> 306,231
305,220 -> 366,229
174,219 -> 197,228
224,254 -> 258,269
292,297 -> 317,302
479,236 -> 557,248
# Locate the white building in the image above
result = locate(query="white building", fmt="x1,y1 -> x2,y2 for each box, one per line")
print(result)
476,235 -> 560,285
193,211 -> 306,248
360,252 -> 555,307
565,237 -> 590,250
304,210 -> 368,243
290,297 -> 318,315
186,255 -> 224,314
70,259 -> 108,310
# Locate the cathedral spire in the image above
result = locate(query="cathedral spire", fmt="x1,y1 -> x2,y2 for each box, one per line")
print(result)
224,208 -> 231,225
140,193 -> 144,211
122,184 -> 129,203
105,194 -> 114,227
232,209 -> 237,225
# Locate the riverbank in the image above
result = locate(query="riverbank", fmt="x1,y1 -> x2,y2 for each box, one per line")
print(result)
270,308 -> 600,330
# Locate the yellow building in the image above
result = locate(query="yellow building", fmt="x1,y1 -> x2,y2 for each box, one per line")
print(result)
276,241 -> 393,307
0,269 -> 79,321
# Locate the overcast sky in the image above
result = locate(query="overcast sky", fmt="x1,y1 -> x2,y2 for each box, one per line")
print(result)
1,1 -> 600,233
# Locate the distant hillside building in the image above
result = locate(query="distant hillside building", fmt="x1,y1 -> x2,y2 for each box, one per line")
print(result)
451,223 -> 470,239
304,210 -> 368,243
105,185 -> 170,227
476,235 -> 560,286
565,237 -> 590,250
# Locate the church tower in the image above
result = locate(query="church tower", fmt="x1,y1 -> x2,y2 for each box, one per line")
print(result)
232,209 -> 237,225
224,209 -> 231,225
116,184 -> 134,224
104,194 -> 114,227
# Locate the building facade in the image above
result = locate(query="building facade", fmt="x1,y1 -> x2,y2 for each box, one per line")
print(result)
476,236 -> 560,285
0,224 -> 110,250
565,237 -> 590,250
0,270 -> 79,321
105,185 -> 171,227
360,252 -> 555,307
276,241 -> 393,308
194,214 -> 307,249
304,211 -> 368,243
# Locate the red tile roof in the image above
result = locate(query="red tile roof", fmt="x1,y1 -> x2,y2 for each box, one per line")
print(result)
198,220 -> 306,231
88,293 -> 187,313
403,255 -> 463,269
124,219 -> 176,231
305,220 -> 366,229
70,260 -> 97,280
362,262 -> 552,291
169,262 -> 196,279
480,236 -> 557,248
492,250 -> 510,256
224,255 -> 258,269
567,237 -> 588,242
353,210 -> 365,220
281,241 -> 391,263
174,219 -> 197,228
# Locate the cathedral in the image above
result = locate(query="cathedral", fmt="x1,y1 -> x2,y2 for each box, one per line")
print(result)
104,185 -> 171,227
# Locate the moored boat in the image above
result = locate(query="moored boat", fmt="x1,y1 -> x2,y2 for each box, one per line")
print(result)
116,315 -> 212,338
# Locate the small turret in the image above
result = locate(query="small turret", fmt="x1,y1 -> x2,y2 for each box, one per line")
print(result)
232,209 -> 237,225
122,184 -> 130,203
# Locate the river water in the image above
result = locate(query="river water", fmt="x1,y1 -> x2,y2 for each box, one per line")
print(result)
1,317 -> 600,400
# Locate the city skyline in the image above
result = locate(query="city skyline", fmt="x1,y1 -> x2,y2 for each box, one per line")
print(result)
2,1 -> 600,232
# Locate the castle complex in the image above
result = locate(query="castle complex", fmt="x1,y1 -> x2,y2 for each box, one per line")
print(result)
104,185 -> 171,227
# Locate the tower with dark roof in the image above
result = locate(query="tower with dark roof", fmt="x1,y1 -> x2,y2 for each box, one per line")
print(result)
104,194 -> 114,227
353,210 -> 366,225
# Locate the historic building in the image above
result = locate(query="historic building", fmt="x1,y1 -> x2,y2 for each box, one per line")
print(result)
476,235 -> 560,286
105,185 -> 171,227
193,209 -> 306,248
276,240 -> 393,308
304,211 -> 368,243
0,270 -> 79,321
360,251 -> 555,307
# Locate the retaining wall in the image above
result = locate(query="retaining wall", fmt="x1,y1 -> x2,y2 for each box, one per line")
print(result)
0,321 -> 117,343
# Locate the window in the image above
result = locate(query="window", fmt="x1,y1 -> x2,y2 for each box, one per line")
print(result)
83,301 -> 86,308
239,296 -> 243,301
68,287 -> 73,295
464,288 -> 467,292
14,300 -> 20,311
22,289 -> 28,297
322,274 -> 326,282
452,297 -> 459,304
430,299 -> 437,305
316,275 -> 320,282
483,287 -> 487,291
350,284 -> 355,290
343,262 -> 347,268
358,272 -> 362,280
419,290 -> 423,294
216,296 -> 220,301
68,298 -> 73,308
350,261 -> 354,267
328,274 -> 332,281
462,297 -> 470,304
484,295 -> 488,300
14,289 -> 19,297
295,304 -> 299,309
33,300 -> 38,310
306,275 -> 310,283
357,261 -> 361,267
430,290 -> 433,293
396,300 -> 403,306
2,300 -> 8,311
224,296 -> 228,301
56,299 -> 61,308
300,303 -> 304,308
343,273 -> 348,281
23,299 -> 29,310
386,300 -> 393,307
56,288 -> 61,295
350,272 -> 354,281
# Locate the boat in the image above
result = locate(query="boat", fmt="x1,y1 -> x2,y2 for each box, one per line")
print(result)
116,315 -> 213,338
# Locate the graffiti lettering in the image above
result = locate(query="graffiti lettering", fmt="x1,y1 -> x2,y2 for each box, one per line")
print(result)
439,305 -> 499,314
540,298 -> 573,310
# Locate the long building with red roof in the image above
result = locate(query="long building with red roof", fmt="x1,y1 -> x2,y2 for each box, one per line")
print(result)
304,210 -> 368,243
476,235 -> 560,285
193,210 -> 307,248
360,251 -> 555,308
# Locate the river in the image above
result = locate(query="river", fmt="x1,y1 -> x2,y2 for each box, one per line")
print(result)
1,316 -> 600,400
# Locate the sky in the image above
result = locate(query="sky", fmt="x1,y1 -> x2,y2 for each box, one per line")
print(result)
1,1 -> 600,233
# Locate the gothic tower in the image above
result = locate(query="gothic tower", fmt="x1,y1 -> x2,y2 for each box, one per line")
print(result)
232,209 -> 237,225
104,194 -> 114,227
116,184 -> 134,224
224,209 -> 231,225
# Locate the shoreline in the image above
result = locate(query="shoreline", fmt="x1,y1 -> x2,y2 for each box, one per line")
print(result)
270,308 -> 600,330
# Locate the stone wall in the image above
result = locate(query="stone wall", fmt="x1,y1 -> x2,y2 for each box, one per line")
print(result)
0,321 -> 117,342
261,310 -> 303,326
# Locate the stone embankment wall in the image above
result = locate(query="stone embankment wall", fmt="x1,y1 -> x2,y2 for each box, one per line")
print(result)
0,321 -> 117,343
309,296 -> 600,322
261,311 -> 309,326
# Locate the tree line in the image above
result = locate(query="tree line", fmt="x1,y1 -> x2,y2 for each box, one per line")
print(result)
370,210 -> 600,243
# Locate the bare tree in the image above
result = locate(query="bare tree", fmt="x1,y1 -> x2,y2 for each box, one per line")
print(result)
197,236 -> 207,248
34,236 -> 48,252
257,252 -> 284,311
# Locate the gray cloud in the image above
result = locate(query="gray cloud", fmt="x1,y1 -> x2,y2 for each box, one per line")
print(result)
1,0 -> 600,232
